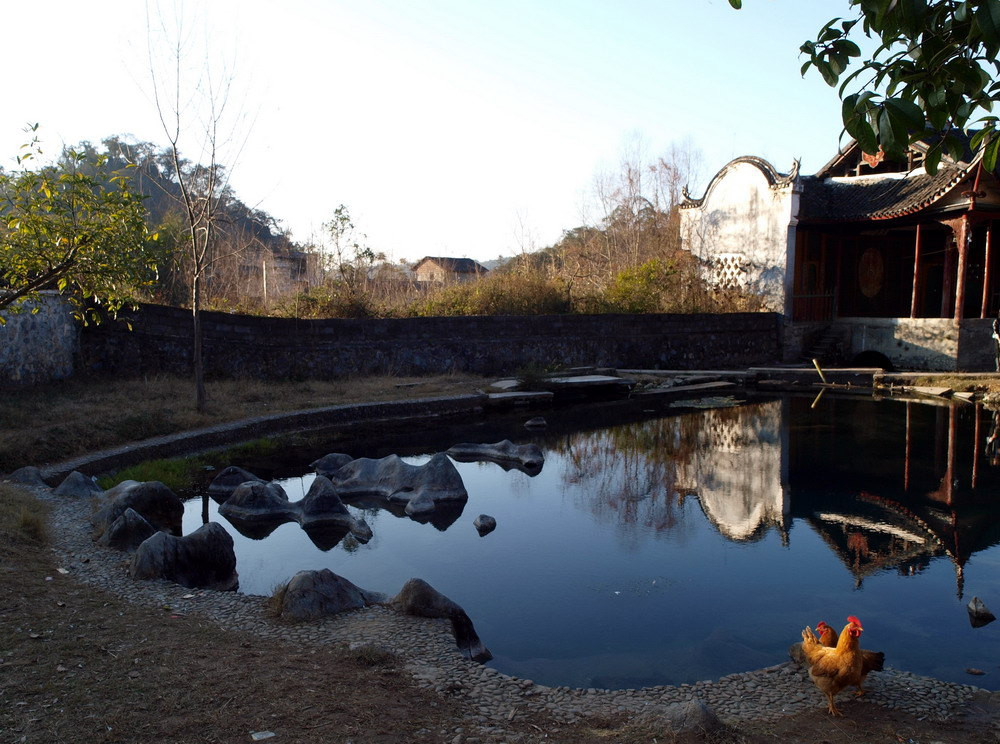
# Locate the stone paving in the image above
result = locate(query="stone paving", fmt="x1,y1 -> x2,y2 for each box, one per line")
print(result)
37,487 -> 990,737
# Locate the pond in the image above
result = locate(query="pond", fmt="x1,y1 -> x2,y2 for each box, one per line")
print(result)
181,394 -> 1000,690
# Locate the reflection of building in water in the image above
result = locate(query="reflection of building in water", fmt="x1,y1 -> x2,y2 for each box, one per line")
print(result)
681,401 -> 790,543
788,396 -> 1000,597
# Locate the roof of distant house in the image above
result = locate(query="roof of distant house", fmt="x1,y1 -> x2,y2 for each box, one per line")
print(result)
412,256 -> 489,274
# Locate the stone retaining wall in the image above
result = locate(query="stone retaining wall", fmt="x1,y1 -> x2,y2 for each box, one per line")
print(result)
0,293 -> 78,385
79,304 -> 782,380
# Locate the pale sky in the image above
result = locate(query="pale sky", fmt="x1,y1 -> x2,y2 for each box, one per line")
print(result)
2,0 -> 859,263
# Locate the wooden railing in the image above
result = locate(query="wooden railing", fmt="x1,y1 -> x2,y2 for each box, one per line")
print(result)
792,293 -> 835,321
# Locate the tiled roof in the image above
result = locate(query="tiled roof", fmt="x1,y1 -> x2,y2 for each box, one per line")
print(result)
797,165 -> 973,222
413,256 -> 488,273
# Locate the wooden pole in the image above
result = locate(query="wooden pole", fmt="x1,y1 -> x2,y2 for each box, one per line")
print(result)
911,223 -> 923,318
982,222 -> 994,318
954,215 -> 969,324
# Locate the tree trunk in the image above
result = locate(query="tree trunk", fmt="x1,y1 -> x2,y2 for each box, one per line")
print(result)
192,273 -> 206,412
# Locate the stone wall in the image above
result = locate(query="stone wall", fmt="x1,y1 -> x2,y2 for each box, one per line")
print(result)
0,293 -> 78,385
79,304 -> 782,380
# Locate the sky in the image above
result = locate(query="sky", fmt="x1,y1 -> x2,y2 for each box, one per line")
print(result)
2,0 -> 862,264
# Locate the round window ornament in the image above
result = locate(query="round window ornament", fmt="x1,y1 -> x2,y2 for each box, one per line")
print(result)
858,248 -> 884,298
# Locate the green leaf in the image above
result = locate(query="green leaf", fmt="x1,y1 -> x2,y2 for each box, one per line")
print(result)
984,134 -> 1000,172
924,143 -> 943,174
884,97 -> 926,132
728,0 -> 742,8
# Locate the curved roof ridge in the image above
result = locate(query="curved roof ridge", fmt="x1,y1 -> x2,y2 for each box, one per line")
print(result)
680,156 -> 800,209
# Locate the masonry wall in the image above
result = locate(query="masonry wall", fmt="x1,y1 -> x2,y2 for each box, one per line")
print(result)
0,293 -> 78,385
79,304 -> 782,380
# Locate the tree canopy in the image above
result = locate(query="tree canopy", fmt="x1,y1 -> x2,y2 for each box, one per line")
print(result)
0,130 -> 160,323
731,0 -> 1000,172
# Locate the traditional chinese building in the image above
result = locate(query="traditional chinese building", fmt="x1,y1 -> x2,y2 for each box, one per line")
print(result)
680,137 -> 1000,370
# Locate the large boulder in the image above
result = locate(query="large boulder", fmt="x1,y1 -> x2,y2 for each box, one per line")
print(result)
92,481 -> 184,536
2,466 -> 49,488
298,476 -> 353,529
330,453 -> 468,517
218,481 -> 294,522
446,440 -> 545,475
273,568 -> 384,621
129,522 -> 238,591
390,578 -> 491,662
97,507 -> 157,551
310,453 -> 355,478
54,470 -> 103,499
207,466 -> 263,501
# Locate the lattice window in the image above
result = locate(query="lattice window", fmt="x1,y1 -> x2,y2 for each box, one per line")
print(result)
712,253 -> 749,289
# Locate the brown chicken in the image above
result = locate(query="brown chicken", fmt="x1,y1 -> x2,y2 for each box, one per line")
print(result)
801,616 -> 865,715
815,619 -> 885,695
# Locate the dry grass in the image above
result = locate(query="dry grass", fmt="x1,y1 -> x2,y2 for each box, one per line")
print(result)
0,372 -> 487,474
0,482 -> 49,551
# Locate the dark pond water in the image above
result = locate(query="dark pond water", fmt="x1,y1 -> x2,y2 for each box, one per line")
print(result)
181,394 -> 1000,690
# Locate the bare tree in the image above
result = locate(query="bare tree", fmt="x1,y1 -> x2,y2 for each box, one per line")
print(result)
145,1 -> 251,411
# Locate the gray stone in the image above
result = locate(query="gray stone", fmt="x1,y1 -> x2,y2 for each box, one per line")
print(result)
207,466 -> 263,499
310,453 -> 355,477
331,453 -> 468,516
298,476 -> 353,529
2,466 -> 49,487
129,521 -> 238,591
524,417 -> 548,430
473,514 -> 497,536
390,578 -> 492,663
404,492 -> 436,516
274,568 -> 384,621
350,517 -> 373,543
97,507 -> 156,551
446,440 -> 544,475
968,596 -> 996,628
636,699 -> 722,734
218,481 -> 294,522
92,481 -> 184,536
54,470 -> 103,499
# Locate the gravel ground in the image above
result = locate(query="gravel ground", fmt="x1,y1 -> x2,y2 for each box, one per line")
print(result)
36,485 -> 990,738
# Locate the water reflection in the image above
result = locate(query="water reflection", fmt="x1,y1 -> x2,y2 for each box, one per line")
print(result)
185,395 -> 1000,689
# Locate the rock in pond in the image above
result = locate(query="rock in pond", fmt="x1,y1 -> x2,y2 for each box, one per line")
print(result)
218,481 -> 294,522
473,514 -> 497,536
129,522 -> 238,591
97,507 -> 157,551
969,596 -> 997,628
273,568 -> 384,621
524,416 -> 548,430
310,453 -> 355,477
92,480 -> 184,537
298,476 -> 353,529
446,440 -> 544,475
207,466 -> 263,500
53,470 -> 103,499
329,453 -> 467,516
390,578 -> 492,662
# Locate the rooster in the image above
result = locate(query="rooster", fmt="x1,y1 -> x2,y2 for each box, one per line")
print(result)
801,616 -> 865,715
815,619 -> 885,696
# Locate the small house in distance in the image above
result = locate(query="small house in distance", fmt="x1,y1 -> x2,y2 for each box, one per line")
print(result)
679,136 -> 1000,371
412,256 -> 489,284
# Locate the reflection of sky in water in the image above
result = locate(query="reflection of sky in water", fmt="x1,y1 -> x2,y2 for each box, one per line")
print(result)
182,397 -> 1000,690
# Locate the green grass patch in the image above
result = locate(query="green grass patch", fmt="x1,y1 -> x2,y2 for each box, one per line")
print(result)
97,437 -> 280,492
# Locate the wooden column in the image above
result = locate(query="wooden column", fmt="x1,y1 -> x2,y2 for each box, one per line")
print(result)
941,235 -> 956,318
911,223 -> 923,318
954,215 -> 970,324
982,222 -> 994,318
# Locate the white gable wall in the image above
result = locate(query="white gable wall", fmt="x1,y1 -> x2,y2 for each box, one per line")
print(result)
680,161 -> 798,314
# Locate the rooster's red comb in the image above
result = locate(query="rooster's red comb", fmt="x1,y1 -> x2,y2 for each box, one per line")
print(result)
847,615 -> 862,627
